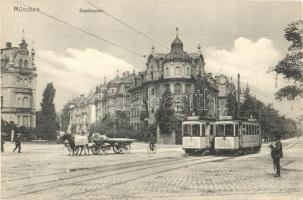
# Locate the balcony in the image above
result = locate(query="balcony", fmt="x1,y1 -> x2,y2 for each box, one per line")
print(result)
15,88 -> 32,94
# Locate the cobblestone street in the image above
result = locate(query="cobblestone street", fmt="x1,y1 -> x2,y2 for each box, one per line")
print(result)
1,138 -> 303,200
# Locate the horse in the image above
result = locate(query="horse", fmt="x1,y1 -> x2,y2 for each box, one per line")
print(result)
59,134 -> 89,156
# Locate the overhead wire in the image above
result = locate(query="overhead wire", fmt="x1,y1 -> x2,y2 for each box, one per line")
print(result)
85,1 -> 170,50
16,1 -> 146,58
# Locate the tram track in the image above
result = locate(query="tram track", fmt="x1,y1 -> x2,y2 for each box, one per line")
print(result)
3,139 -> 299,199
3,155 -> 234,199
2,155 -> 186,183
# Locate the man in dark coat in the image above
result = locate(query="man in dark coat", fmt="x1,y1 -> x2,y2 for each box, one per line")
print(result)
13,133 -> 22,153
269,134 -> 283,177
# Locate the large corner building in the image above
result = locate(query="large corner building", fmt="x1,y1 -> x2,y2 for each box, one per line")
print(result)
1,38 -> 37,128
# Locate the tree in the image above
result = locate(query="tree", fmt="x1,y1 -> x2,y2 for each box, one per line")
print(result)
273,20 -> 303,100
226,83 -> 238,118
155,88 -> 177,134
37,83 -> 59,140
60,104 -> 70,132
240,86 -> 257,118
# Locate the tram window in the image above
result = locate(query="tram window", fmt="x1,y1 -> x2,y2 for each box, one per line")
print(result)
242,124 -> 246,135
235,124 -> 239,136
246,125 -> 249,135
201,124 -> 206,137
256,126 -> 259,135
192,124 -> 200,136
183,125 -> 191,136
225,124 -> 234,136
216,124 -> 224,137
252,125 -> 255,135
210,125 -> 214,136
249,125 -> 252,135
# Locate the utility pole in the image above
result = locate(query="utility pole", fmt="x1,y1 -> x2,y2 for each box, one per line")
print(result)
237,74 -> 240,118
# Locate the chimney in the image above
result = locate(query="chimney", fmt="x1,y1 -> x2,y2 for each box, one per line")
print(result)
123,72 -> 126,78
6,42 -> 12,48
126,71 -> 130,76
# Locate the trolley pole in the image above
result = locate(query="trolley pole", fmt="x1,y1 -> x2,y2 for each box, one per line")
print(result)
237,74 -> 241,118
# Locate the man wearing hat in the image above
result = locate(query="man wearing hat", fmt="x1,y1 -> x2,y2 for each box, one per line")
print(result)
13,133 -> 22,153
269,134 -> 283,177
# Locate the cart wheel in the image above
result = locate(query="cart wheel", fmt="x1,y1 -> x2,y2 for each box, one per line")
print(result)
100,144 -> 110,155
122,144 -> 131,154
91,145 -> 100,155
113,144 -> 122,154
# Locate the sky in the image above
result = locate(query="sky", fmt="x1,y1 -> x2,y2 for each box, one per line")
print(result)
1,0 -> 302,119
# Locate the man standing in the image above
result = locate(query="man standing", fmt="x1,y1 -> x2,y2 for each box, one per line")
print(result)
13,133 -> 22,153
269,134 -> 283,177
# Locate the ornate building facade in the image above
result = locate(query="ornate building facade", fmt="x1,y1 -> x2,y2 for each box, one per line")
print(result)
129,34 -> 219,128
1,38 -> 37,128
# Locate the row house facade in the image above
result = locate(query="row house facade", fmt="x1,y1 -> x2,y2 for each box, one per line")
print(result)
1,38 -> 37,128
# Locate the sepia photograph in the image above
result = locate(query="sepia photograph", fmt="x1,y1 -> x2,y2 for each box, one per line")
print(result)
1,0 -> 302,199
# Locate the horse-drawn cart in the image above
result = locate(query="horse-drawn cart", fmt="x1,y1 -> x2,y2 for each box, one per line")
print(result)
91,138 -> 136,155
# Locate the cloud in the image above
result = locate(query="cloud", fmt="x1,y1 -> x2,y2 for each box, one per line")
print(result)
204,37 -> 302,118
205,37 -> 280,99
36,48 -> 135,110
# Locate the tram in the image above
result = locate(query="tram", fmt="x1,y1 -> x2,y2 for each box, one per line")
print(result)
214,116 -> 261,154
182,116 -> 216,155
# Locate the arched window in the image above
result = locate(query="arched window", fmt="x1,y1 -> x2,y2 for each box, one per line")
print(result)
175,66 -> 181,76
24,60 -> 28,68
19,59 -> 23,67
18,98 -> 22,107
174,83 -> 182,95
186,67 -> 190,76
22,97 -> 29,108
165,67 -> 169,77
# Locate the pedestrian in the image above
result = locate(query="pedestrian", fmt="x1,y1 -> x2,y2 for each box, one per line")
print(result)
1,134 -> 5,152
13,133 -> 22,153
269,134 -> 283,177
149,133 -> 156,151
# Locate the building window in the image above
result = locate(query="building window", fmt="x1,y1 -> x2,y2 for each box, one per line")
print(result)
17,115 -> 21,126
24,79 -> 28,88
175,66 -> 181,76
1,96 -> 3,109
18,98 -> 22,107
186,67 -> 190,76
23,116 -> 29,127
165,84 -> 170,92
19,59 -> 23,67
22,97 -> 29,108
151,88 -> 155,95
174,83 -> 182,95
165,67 -> 169,77
24,60 -> 28,68
185,84 -> 191,93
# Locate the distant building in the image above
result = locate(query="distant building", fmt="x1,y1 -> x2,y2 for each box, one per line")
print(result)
215,74 -> 234,116
1,38 -> 37,128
